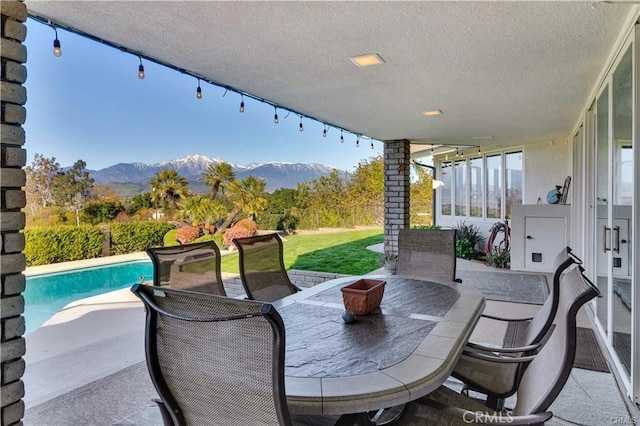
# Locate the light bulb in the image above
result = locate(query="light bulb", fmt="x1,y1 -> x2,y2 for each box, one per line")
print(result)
196,80 -> 202,99
274,109 -> 279,124
239,99 -> 245,113
53,38 -> 62,57
356,136 -> 360,148
322,127 -> 327,138
340,131 -> 344,143
299,119 -> 304,132
371,141 -> 374,150
138,64 -> 145,79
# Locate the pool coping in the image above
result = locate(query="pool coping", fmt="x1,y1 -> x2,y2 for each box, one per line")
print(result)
24,252 -> 151,277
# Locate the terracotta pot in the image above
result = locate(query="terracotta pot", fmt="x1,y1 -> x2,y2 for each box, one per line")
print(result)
341,279 -> 386,315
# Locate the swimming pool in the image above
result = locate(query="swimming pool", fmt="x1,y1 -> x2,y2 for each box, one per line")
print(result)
24,260 -> 153,334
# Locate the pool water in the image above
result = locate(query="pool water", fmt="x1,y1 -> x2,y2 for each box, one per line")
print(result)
24,260 -> 153,334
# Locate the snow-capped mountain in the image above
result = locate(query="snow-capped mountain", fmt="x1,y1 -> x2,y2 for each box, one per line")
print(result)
88,154 -> 337,193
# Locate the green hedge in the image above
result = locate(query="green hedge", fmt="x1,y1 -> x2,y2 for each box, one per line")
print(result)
24,222 -> 178,266
24,225 -> 104,266
110,222 -> 176,254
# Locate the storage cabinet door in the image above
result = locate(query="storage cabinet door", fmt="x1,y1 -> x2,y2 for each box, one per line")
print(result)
524,217 -> 565,272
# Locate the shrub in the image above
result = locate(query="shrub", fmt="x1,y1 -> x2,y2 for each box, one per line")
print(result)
163,229 -> 224,248
223,219 -> 258,247
110,222 -> 176,254
454,222 -> 485,260
176,226 -> 200,245
24,225 -> 103,266
486,247 -> 510,268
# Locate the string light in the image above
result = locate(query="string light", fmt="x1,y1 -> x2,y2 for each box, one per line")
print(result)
196,79 -> 203,99
478,146 -> 482,155
52,26 -> 62,57
33,17 -> 383,153
138,56 -> 145,79
431,145 -> 434,155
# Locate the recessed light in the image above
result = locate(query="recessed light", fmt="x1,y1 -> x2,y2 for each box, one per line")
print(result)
349,53 -> 385,67
422,110 -> 443,116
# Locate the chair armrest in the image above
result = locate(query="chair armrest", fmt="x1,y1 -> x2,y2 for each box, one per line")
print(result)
461,348 -> 537,364
419,397 -> 552,425
465,341 -> 540,354
481,313 -> 534,322
292,283 -> 302,292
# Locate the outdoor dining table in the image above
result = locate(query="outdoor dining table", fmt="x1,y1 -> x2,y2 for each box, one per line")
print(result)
270,274 -> 485,421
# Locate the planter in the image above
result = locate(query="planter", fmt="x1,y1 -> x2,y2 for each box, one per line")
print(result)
341,279 -> 386,315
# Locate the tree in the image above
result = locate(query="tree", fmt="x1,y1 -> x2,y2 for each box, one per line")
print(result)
215,175 -> 267,234
177,195 -> 227,228
410,163 -> 435,225
127,192 -> 154,215
149,169 -> 191,213
25,154 -> 61,215
200,162 -> 236,200
51,160 -> 95,226
81,200 -> 125,225
346,156 -> 384,206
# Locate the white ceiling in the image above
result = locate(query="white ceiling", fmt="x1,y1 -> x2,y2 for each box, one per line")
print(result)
25,1 -> 634,153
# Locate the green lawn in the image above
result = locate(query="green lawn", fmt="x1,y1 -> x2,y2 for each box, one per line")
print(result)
220,228 -> 384,275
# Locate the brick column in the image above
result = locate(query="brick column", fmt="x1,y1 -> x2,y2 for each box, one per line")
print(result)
1,1 -> 28,425
383,140 -> 410,256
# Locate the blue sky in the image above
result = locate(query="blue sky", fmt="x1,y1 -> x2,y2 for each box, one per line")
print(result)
24,20 -> 380,172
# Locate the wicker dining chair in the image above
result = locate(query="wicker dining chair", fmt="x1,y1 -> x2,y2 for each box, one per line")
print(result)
146,241 -> 226,296
396,265 -> 601,425
232,233 -> 300,302
451,247 -> 581,409
397,228 -> 461,282
131,283 -> 292,426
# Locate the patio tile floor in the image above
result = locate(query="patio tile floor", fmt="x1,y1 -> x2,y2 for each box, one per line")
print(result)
22,257 -> 635,425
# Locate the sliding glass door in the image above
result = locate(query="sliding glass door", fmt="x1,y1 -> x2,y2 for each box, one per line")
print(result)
594,41 -> 634,388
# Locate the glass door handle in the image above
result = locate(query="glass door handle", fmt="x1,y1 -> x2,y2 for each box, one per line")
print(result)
603,226 -> 611,252
613,226 -> 620,253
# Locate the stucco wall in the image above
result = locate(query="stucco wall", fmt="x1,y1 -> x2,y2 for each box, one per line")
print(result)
523,139 -> 571,204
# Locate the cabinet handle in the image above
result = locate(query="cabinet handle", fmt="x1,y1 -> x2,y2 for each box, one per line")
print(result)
526,235 -> 532,239
603,226 -> 611,253
613,226 -> 620,254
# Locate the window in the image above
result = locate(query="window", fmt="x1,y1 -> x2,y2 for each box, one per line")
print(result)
454,160 -> 467,216
440,162 -> 452,215
486,154 -> 502,219
469,157 -> 483,217
505,151 -> 523,217
439,150 -> 522,220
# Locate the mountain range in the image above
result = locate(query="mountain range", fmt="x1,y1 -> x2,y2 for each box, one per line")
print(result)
89,154 -> 337,197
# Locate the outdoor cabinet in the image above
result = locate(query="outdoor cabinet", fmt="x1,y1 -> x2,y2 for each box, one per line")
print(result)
510,205 -> 570,273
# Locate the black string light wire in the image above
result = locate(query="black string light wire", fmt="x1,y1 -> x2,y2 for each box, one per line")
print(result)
30,15 -> 381,148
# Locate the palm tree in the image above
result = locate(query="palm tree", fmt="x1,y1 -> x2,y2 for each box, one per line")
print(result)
200,162 -> 236,200
215,175 -> 267,234
149,169 -> 191,212
178,195 -> 227,227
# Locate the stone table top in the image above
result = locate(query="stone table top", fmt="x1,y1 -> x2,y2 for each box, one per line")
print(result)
271,274 -> 485,416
